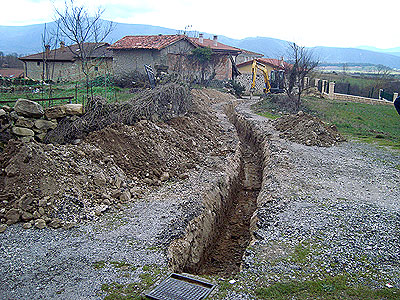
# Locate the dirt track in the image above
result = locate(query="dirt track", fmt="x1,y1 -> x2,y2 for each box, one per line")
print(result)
0,90 -> 399,299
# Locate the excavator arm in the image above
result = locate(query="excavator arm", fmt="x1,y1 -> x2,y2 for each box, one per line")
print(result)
251,60 -> 271,95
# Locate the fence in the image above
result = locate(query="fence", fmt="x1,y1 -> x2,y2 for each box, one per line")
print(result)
310,78 -> 397,105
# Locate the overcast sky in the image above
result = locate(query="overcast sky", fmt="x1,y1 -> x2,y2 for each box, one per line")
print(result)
2,0 -> 399,49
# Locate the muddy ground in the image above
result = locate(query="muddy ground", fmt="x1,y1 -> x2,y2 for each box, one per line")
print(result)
0,90 -> 399,300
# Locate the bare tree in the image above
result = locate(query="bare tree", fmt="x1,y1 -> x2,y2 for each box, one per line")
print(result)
283,42 -> 319,110
54,0 -> 113,104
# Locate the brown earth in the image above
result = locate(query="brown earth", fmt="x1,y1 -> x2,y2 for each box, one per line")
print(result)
0,88 -> 235,230
273,111 -> 346,147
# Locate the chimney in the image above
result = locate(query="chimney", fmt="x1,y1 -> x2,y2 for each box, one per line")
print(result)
60,41 -> 65,50
280,56 -> 284,67
199,33 -> 204,44
213,35 -> 218,47
45,45 -> 50,57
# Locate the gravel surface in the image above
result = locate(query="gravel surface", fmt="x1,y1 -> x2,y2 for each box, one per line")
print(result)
227,101 -> 400,298
1,97 -> 399,300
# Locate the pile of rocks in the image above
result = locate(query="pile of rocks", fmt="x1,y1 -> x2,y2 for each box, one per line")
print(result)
0,99 -> 83,143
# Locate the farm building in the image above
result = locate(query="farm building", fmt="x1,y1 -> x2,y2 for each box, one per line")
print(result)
19,42 -> 113,82
108,34 -> 242,81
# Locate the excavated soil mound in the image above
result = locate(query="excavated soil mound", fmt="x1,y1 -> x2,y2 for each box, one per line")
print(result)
273,111 -> 346,147
0,89 -> 231,231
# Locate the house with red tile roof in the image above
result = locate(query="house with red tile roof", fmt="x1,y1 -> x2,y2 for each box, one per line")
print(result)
19,42 -> 112,81
109,34 -> 242,81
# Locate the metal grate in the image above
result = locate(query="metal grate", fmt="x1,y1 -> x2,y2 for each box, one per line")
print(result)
145,273 -> 215,300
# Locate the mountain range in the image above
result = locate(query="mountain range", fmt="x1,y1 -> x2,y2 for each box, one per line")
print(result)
1,21 -> 400,69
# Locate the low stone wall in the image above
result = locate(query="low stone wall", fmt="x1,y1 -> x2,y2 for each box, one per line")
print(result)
329,92 -> 394,106
0,99 -> 83,143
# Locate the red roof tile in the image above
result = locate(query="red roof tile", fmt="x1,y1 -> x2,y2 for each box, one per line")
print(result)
19,43 -> 112,62
189,37 -> 241,54
0,68 -> 24,78
108,35 -> 194,50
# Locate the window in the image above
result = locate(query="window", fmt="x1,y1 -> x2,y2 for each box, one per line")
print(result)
37,62 -> 40,66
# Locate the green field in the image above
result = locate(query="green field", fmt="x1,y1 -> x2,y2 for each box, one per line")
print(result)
253,96 -> 400,150
0,82 -> 134,108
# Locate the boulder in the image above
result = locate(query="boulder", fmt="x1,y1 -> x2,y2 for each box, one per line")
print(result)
12,126 -> 35,136
45,104 -> 83,119
64,104 -> 83,115
48,218 -> 61,229
1,105 -> 13,112
0,224 -> 7,233
34,219 -> 47,229
160,172 -> 170,182
5,208 -> 21,225
119,190 -> 131,202
23,222 -> 32,229
15,117 -> 34,128
21,212 -> 34,222
14,99 -> 44,118
34,119 -> 57,131
0,109 -> 6,117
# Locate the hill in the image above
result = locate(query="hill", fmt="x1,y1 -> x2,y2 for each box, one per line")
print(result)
1,21 -> 400,69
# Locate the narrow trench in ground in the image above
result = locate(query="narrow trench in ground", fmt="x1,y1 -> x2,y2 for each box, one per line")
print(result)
192,139 -> 262,278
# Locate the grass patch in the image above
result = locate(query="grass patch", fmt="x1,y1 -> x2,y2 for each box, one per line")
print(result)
303,97 -> 400,149
255,275 -> 400,300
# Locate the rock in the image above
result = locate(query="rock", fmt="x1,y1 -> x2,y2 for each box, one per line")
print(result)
45,104 -> 83,119
5,208 -> 21,225
14,99 -> 44,118
93,173 -> 107,186
0,224 -> 7,233
111,190 -> 122,199
48,218 -> 61,229
21,212 -> 34,222
1,105 -> 12,112
18,194 -> 33,210
15,117 -> 34,128
114,177 -> 123,189
0,109 -> 6,117
23,222 -> 32,229
160,172 -> 170,182
5,163 -> 18,177
38,207 -> 45,215
38,199 -> 47,207
12,126 -> 35,136
34,119 -> 57,131
44,106 -> 66,119
34,218 -> 46,229
143,178 -> 153,185
64,104 -> 83,115
9,111 -> 19,120
35,133 -> 47,142
119,190 -> 131,202
102,198 -> 111,206
33,211 -> 41,219
20,136 -> 34,143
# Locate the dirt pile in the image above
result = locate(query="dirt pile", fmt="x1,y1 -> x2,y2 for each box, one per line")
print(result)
0,88 -> 232,232
273,111 -> 346,147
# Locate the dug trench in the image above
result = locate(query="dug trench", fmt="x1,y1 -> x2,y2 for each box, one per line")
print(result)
168,102 -> 267,278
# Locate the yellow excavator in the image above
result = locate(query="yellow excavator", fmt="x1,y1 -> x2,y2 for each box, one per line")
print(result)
250,60 -> 285,97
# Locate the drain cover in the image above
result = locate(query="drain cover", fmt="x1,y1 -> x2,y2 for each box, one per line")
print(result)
145,273 -> 215,300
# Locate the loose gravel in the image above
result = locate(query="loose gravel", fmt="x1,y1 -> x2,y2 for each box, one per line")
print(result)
1,97 -> 399,300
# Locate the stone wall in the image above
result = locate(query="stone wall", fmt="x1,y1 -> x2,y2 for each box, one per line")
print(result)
24,59 -> 112,82
235,73 -> 266,95
0,99 -> 83,143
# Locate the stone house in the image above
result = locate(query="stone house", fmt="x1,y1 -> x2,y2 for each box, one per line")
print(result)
19,42 -> 113,82
108,34 -> 242,81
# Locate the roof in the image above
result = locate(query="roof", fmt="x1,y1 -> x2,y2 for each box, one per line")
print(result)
19,43 -> 112,62
189,37 -> 241,54
0,68 -> 24,78
108,35 -> 196,50
238,49 -> 263,57
237,58 -> 291,69
109,34 -> 241,54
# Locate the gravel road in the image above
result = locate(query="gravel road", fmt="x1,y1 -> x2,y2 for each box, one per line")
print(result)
1,98 -> 399,299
